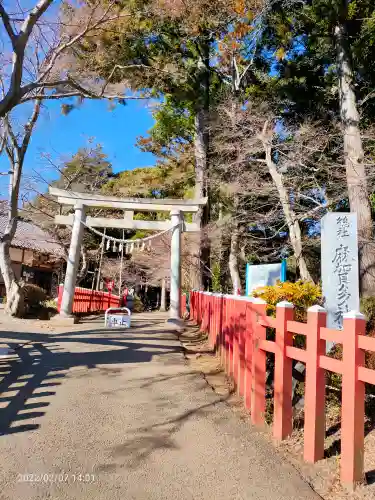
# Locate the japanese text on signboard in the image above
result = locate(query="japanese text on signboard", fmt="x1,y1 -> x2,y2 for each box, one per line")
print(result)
332,216 -> 351,328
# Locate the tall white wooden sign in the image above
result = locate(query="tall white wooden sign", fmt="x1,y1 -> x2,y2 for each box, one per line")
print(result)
321,213 -> 359,330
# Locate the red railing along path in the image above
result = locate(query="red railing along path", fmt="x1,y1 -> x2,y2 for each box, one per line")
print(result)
181,293 -> 187,317
187,290 -> 375,489
57,285 -> 121,314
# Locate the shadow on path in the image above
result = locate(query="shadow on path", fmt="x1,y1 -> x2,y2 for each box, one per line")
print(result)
0,326 -> 181,437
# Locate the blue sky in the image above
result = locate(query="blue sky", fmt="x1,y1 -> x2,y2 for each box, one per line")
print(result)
0,98 -> 157,201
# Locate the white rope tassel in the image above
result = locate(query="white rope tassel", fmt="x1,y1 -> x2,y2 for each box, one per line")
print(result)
79,219 -> 178,252
119,242 -> 123,252
112,241 -> 117,252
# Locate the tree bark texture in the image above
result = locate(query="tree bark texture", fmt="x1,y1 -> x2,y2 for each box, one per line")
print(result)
229,225 -> 242,294
335,23 -> 375,296
0,160 -> 25,316
159,278 -> 166,312
192,34 -> 211,291
192,109 -> 209,289
263,139 -> 313,282
0,98 -> 41,315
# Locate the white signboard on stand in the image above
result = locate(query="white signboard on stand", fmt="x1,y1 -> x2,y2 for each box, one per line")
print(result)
321,213 -> 359,330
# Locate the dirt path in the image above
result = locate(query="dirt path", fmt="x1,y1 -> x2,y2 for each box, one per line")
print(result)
0,312 -> 320,500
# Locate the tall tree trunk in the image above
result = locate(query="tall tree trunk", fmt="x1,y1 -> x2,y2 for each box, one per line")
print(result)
192,33 -> 211,290
229,225 -> 242,294
77,245 -> 87,284
228,97 -> 243,295
159,278 -> 166,312
96,229 -> 106,290
192,110 -> 207,290
0,221 -> 16,294
0,159 -> 25,316
263,138 -> 313,282
335,22 -> 375,296
1,99 -> 41,315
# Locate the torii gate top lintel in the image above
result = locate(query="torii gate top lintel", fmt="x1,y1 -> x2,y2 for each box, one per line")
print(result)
49,188 -> 207,213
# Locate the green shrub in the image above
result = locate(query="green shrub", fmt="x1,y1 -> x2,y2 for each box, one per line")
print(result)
23,284 -> 47,308
360,296 -> 375,335
43,298 -> 58,312
211,262 -> 221,293
252,280 -> 322,321
132,295 -> 144,313
360,297 -> 375,371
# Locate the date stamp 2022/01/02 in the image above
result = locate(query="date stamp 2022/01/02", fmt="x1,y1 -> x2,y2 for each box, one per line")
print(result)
17,473 -> 96,484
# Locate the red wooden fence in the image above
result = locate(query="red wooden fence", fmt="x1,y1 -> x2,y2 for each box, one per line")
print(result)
181,293 -> 187,317
57,285 -> 121,314
186,291 -> 375,489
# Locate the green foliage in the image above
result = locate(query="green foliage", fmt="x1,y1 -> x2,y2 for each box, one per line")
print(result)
133,295 -> 144,313
252,281 -> 322,321
43,298 -> 58,311
360,296 -> 375,334
254,0 -> 375,124
138,97 -> 195,155
370,192 -> 375,213
104,162 -> 194,199
23,284 -> 47,308
211,261 -> 221,292
54,144 -> 113,192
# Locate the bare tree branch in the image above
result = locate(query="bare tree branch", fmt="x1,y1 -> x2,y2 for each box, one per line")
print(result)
0,1 -> 133,118
0,0 -> 53,117
35,3 -> 123,85
0,2 -> 17,46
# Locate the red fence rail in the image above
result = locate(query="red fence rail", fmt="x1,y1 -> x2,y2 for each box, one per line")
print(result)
57,285 -> 121,314
188,290 -> 375,489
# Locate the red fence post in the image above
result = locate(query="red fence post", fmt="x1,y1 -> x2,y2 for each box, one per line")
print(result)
233,300 -> 240,386
198,291 -> 202,324
237,300 -> 247,397
273,301 -> 294,441
221,297 -> 227,367
218,294 -> 224,358
57,285 -> 63,312
200,293 -> 205,331
304,305 -> 327,463
228,299 -> 234,376
251,298 -> 268,427
201,293 -> 207,333
182,293 -> 187,317
213,294 -> 218,349
341,311 -> 366,487
208,295 -> 213,346
244,300 -> 255,410
198,292 -> 201,324
74,287 -> 79,314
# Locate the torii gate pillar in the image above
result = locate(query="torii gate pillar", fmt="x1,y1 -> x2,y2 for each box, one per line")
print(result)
60,204 -> 86,317
168,210 -> 182,321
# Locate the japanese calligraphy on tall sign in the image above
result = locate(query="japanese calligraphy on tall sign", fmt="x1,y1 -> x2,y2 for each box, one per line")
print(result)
321,213 -> 359,330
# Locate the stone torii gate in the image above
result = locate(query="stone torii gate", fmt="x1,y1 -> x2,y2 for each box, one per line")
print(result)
49,188 -> 206,323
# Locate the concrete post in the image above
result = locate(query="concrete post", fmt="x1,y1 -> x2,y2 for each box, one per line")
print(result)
160,278 -> 166,312
169,210 -> 182,321
60,204 -> 86,317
